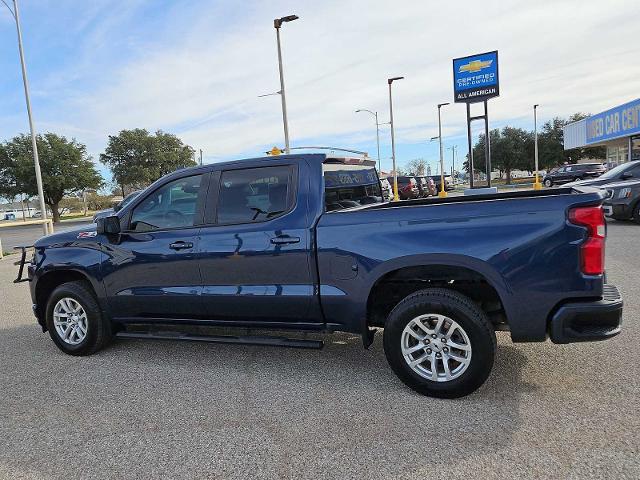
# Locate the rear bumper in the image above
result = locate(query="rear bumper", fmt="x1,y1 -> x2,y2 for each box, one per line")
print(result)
549,285 -> 623,344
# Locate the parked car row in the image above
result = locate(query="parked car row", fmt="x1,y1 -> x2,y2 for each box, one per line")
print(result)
383,175 -> 440,200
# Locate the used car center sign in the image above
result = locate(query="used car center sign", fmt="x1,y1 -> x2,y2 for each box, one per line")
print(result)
585,98 -> 640,144
453,51 -> 499,103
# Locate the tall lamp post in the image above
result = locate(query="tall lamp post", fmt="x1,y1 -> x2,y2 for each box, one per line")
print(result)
273,14 -> 298,154
533,104 -> 542,190
436,102 -> 450,198
387,77 -> 404,201
355,109 -> 381,172
448,145 -> 457,185
2,0 -> 48,234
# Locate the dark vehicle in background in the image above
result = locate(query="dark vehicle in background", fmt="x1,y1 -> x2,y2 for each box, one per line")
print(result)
543,163 -> 606,187
566,160 -> 640,189
415,176 -> 436,197
394,176 -> 419,199
429,175 -> 453,192
18,154 -> 623,399
602,179 -> 640,223
93,190 -> 142,222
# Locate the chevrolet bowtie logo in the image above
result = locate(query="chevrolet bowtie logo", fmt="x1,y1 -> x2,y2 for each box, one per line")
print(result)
459,59 -> 493,73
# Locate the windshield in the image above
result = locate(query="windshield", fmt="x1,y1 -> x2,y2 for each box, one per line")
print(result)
599,162 -> 637,180
323,164 -> 383,211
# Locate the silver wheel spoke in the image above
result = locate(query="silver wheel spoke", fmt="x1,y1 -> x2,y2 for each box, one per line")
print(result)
406,329 -> 424,341
409,352 -> 430,367
447,340 -> 471,351
403,343 -> 425,355
448,351 -> 470,365
414,318 -> 432,335
430,354 -> 438,380
433,317 -> 444,335
442,355 -> 452,379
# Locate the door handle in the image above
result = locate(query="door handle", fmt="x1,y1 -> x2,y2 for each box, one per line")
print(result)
270,235 -> 300,245
169,241 -> 194,250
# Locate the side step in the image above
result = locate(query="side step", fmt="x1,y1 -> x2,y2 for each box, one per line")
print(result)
115,330 -> 324,350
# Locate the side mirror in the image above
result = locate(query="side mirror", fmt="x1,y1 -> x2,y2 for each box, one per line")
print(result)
621,172 -> 634,180
96,215 -> 121,235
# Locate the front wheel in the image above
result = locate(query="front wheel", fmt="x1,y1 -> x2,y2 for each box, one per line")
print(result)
544,179 -> 553,187
383,288 -> 496,398
45,281 -> 112,356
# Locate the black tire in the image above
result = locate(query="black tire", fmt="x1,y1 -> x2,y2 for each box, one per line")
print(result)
383,288 -> 496,398
45,280 -> 111,356
633,201 -> 640,225
544,179 -> 553,187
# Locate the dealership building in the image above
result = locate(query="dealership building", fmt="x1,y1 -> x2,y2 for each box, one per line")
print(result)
563,98 -> 640,167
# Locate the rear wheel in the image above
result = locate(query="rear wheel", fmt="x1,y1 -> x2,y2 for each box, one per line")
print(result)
383,288 -> 496,398
544,178 -> 553,187
45,281 -> 111,356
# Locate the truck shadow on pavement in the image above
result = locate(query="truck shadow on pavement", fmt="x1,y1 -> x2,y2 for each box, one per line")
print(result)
0,324 -> 539,479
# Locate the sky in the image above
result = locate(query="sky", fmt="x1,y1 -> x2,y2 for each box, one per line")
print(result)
1,0 -> 639,184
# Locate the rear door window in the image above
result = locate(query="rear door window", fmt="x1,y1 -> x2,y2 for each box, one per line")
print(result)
216,166 -> 293,224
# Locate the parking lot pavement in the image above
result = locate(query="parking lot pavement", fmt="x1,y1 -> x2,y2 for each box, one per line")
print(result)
0,219 -> 93,251
0,222 -> 638,480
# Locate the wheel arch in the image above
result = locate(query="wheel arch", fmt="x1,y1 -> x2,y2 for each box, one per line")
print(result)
365,256 -> 512,330
34,269 -> 99,329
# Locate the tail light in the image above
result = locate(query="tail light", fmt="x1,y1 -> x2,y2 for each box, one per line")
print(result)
568,205 -> 606,275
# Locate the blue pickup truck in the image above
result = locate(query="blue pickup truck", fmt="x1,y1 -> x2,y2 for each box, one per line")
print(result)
16,154 -> 623,398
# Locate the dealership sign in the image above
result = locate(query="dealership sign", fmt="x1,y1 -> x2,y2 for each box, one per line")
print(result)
453,51 -> 499,103
585,98 -> 640,144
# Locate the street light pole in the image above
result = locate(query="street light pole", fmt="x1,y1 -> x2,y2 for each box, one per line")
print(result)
355,109 -> 381,172
437,102 -> 450,198
3,0 -> 48,234
448,145 -> 457,185
533,104 -> 542,190
387,77 -> 404,201
274,15 -> 298,154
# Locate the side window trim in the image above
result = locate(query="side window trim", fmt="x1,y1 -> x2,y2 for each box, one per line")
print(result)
123,172 -> 208,233
209,164 -> 297,227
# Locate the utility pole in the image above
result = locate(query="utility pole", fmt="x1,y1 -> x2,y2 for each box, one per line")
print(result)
3,0 -> 48,234
533,104 -> 542,190
387,77 -> 404,201
448,145 -> 457,185
355,109 -> 381,172
199,149 -> 203,166
437,102 -> 450,198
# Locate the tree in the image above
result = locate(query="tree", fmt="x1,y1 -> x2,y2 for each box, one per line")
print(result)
405,158 -> 428,176
100,129 -> 196,194
538,114 -> 606,169
1,133 -> 102,223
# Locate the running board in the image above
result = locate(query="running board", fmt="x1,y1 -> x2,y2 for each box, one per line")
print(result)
115,331 -> 324,349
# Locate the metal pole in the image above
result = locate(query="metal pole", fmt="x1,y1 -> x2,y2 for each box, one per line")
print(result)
466,103 -> 474,189
388,83 -> 399,201
12,0 -> 48,235
375,111 -> 381,173
533,104 -> 542,189
199,149 -> 203,166
275,26 -> 290,154
484,100 -> 491,188
437,103 -> 448,198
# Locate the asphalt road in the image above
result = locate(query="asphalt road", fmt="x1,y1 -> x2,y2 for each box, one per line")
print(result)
0,219 -> 93,252
0,221 -> 638,479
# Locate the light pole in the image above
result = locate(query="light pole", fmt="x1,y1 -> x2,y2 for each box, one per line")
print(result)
2,0 -> 48,234
355,109 -> 381,172
274,15 -> 298,154
437,102 -> 450,198
448,145 -> 457,185
388,77 -> 404,201
533,104 -> 542,190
